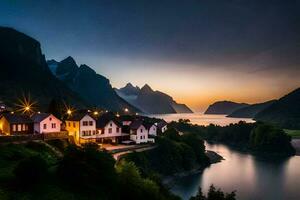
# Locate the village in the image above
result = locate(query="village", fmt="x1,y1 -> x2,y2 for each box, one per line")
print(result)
0,100 -> 168,151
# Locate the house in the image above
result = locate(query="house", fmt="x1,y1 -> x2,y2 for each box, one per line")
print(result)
144,122 -> 157,136
65,113 -> 96,144
31,113 -> 62,134
96,114 -> 126,143
0,113 -> 33,135
157,120 -> 168,133
129,120 -> 148,144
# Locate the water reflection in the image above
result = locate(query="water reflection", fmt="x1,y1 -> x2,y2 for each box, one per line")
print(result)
171,142 -> 300,200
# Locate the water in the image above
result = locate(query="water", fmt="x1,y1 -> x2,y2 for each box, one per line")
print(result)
149,113 -> 300,200
170,142 -> 300,200
148,113 -> 255,126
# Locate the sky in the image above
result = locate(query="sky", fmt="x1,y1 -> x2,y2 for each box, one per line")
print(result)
1,0 -> 300,111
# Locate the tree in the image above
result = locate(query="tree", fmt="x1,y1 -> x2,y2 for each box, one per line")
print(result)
190,185 -> 236,200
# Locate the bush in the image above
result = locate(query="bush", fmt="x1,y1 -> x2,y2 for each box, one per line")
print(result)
14,155 -> 48,186
190,185 -> 236,200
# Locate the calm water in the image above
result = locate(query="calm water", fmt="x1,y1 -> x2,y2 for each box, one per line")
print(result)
148,113 -> 255,126
149,113 -> 300,200
171,142 -> 300,200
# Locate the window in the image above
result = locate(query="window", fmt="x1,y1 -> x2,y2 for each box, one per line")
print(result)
49,117 -> 52,121
140,128 -> 143,133
52,123 -> 56,128
89,130 -> 91,135
116,127 -> 120,133
12,124 -> 16,132
108,128 -> 112,134
25,125 -> 28,131
43,124 -> 47,129
22,124 -> 26,131
73,122 -> 76,128
140,136 -> 143,140
110,123 -> 112,127
17,124 -> 22,131
68,122 -> 71,127
89,121 -> 93,126
83,121 -> 88,126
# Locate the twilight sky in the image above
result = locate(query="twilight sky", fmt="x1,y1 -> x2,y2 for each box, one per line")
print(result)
1,0 -> 300,111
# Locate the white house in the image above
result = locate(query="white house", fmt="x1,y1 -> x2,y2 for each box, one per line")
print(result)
145,123 -> 157,136
157,120 -> 168,133
129,120 -> 148,144
96,115 -> 125,143
65,113 -> 96,144
31,113 -> 61,134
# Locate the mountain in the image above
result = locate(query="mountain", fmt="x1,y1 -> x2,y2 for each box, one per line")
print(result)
0,27 -> 86,109
255,88 -> 300,129
228,100 -> 276,118
204,101 -> 249,115
48,58 -> 140,113
115,83 -> 193,114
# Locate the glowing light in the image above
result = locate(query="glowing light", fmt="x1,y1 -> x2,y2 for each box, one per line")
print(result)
105,110 -> 108,113
124,108 -> 129,112
116,113 -> 120,117
136,113 -> 139,116
15,94 -> 37,114
37,111 -> 41,114
10,111 -> 14,114
67,109 -> 72,115
93,111 -> 99,115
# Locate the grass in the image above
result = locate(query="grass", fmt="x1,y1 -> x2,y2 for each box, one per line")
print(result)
284,129 -> 300,138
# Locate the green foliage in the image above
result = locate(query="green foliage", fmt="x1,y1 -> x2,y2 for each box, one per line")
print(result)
171,119 -> 295,156
14,155 -> 48,186
190,185 -> 236,200
57,145 -> 117,197
117,161 -> 179,200
250,123 -> 295,155
124,128 -> 210,176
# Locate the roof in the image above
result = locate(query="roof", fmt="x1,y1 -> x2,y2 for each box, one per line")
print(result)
143,122 -> 156,130
130,120 -> 145,130
1,113 -> 33,124
66,113 -> 94,121
96,113 -> 121,128
31,113 -> 61,123
156,120 -> 168,129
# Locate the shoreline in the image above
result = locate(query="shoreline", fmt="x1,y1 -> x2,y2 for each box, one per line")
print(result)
163,150 -> 224,186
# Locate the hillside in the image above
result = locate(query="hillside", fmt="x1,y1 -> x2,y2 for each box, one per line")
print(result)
116,83 -> 193,114
255,88 -> 300,129
48,58 -> 140,113
0,27 -> 86,109
204,101 -> 249,115
228,100 -> 276,118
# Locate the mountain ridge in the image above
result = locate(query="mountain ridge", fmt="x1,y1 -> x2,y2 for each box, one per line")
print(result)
204,101 -> 249,115
115,83 -> 193,114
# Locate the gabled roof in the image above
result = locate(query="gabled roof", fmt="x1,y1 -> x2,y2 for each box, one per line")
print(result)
157,120 -> 168,129
66,113 -> 94,121
1,113 -> 33,124
143,122 -> 156,130
130,120 -> 145,130
31,113 -> 61,123
96,113 -> 121,128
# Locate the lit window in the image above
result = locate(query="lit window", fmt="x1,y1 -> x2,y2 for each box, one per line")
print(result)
12,124 -> 16,132
73,122 -> 76,127
17,124 -> 22,131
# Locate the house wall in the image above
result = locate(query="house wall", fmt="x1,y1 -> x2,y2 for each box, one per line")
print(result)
131,125 -> 148,144
148,125 -> 157,136
161,125 -> 167,133
97,120 -> 121,138
79,115 -> 96,139
38,115 -> 61,133
0,117 -> 10,135
10,123 -> 33,135
65,120 -> 80,143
